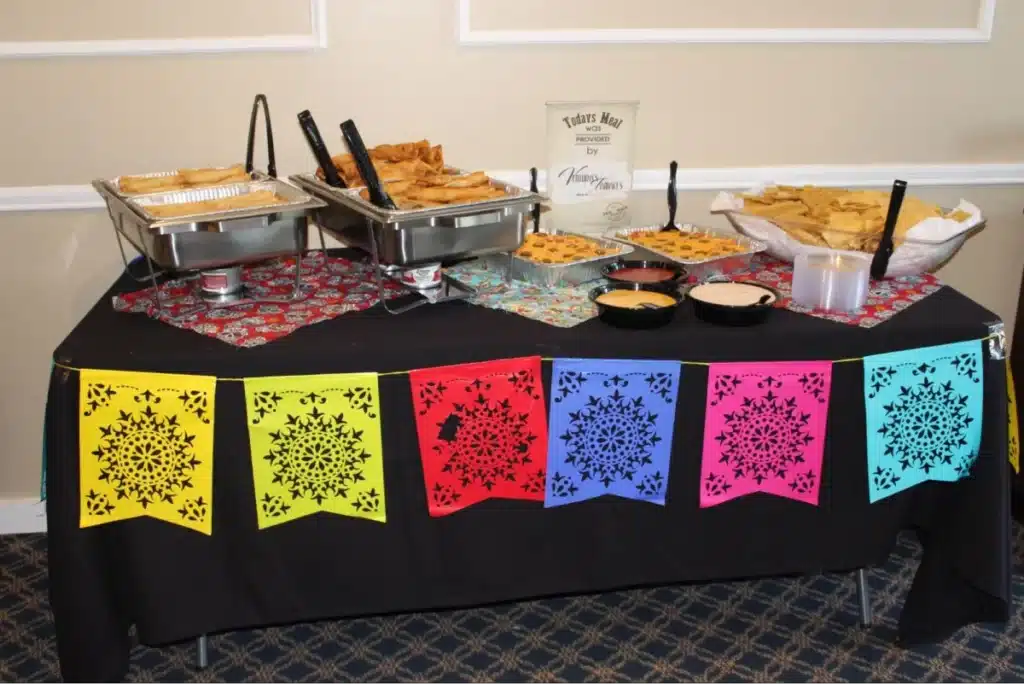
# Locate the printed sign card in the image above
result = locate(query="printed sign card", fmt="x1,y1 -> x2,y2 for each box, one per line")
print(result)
545,100 -> 639,234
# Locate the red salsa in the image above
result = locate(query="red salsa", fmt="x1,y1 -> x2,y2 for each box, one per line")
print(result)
608,267 -> 676,283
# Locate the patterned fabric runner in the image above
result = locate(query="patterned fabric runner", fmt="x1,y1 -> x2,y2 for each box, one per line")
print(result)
446,260 -> 598,328
731,255 -> 944,328
114,255 -> 405,347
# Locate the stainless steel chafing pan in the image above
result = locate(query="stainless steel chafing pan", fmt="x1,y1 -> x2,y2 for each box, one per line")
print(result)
290,172 -> 543,267
92,172 -> 326,271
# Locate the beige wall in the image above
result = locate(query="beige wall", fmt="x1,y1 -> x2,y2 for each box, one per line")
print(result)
1,0 -> 1023,497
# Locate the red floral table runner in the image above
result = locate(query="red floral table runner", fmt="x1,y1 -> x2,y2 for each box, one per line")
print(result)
113,255 -> 403,347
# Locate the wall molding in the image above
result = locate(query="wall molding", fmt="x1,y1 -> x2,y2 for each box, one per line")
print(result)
458,0 -> 997,45
0,498 -> 46,536
3,163 -> 1024,213
0,0 -> 327,59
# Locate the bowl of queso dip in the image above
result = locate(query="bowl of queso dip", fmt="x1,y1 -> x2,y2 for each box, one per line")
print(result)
686,281 -> 779,326
589,282 -> 683,329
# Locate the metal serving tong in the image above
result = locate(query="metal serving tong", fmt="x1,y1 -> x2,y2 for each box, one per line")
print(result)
660,161 -> 679,232
298,110 -> 345,188
340,119 -> 397,210
870,179 -> 908,280
245,93 -> 277,178
529,167 -> 542,233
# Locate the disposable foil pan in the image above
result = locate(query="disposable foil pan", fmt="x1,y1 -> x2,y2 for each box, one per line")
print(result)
294,169 -> 539,222
494,231 -> 634,288
112,166 -> 253,195
608,225 -> 767,281
129,180 -> 313,222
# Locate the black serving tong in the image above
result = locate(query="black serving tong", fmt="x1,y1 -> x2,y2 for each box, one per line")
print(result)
245,93 -> 277,178
529,167 -> 542,233
340,119 -> 398,210
870,179 -> 908,280
298,110 -> 346,188
660,161 -> 679,231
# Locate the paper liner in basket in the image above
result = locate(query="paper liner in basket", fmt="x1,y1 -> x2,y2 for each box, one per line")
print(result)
709,184 -> 984,277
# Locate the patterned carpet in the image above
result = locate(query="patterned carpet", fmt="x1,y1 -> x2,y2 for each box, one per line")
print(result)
2,529 -> 1023,683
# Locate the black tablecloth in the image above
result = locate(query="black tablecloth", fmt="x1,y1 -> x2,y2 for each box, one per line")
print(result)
46,250 -> 1012,682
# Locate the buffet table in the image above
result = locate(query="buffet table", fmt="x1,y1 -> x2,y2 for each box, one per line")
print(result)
45,249 -> 1012,682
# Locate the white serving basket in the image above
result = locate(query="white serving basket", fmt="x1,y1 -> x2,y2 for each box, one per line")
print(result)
710,185 -> 986,278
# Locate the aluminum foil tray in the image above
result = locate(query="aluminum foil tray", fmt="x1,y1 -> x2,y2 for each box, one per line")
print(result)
292,170 -> 541,222
112,166 -> 256,195
494,231 -> 634,289
128,180 -> 313,223
607,225 -> 766,281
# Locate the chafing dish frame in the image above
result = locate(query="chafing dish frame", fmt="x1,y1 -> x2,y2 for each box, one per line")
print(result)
290,170 -> 543,314
94,172 -> 328,317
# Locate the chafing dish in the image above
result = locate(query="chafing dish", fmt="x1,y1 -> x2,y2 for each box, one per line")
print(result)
290,172 -> 542,267
92,173 -> 326,272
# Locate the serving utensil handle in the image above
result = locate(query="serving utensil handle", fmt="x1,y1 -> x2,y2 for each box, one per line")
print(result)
340,119 -> 397,210
529,167 -> 541,233
870,179 -> 907,280
667,160 -> 678,227
245,93 -> 276,178
298,110 -> 346,188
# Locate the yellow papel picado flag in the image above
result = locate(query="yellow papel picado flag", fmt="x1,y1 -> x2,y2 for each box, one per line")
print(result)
244,373 -> 386,529
79,369 -> 216,534
1008,363 -> 1020,474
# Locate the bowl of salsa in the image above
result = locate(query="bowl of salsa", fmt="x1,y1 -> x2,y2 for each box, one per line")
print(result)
601,260 -> 686,288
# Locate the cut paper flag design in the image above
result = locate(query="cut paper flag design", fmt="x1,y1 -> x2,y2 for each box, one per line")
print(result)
700,361 -> 833,508
545,358 -> 681,507
79,369 -> 216,534
410,356 -> 548,517
1008,363 -> 1019,474
864,340 -> 984,503
244,373 -> 386,529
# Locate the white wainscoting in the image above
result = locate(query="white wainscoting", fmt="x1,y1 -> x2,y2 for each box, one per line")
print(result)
0,0 -> 328,58
0,499 -> 46,535
2,162 -> 1024,213
458,0 -> 997,45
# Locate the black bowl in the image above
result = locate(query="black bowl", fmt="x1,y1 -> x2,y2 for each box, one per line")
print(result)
601,259 -> 687,289
589,282 -> 683,329
685,281 -> 780,327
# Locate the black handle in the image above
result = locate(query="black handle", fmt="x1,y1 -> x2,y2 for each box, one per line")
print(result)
298,110 -> 345,188
667,160 -> 678,228
245,94 -> 276,178
529,167 -> 541,234
870,179 -> 908,280
340,119 -> 397,210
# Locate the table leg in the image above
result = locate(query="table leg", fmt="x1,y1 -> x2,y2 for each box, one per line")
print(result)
196,635 -> 209,669
855,568 -> 873,626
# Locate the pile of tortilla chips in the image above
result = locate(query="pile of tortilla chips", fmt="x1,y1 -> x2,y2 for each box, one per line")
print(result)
740,185 -> 972,253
